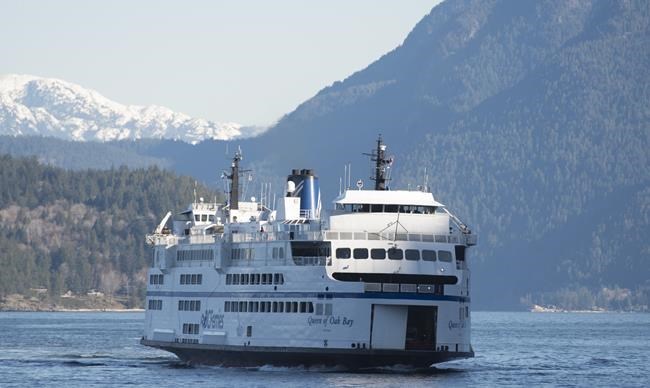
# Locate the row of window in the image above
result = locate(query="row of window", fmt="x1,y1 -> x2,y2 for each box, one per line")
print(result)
335,203 -> 437,214
293,256 -> 327,266
225,273 -> 285,286
315,302 -> 333,316
225,300 -> 314,314
148,299 -> 163,310
182,323 -> 200,335
231,247 -> 287,261
149,299 -> 337,316
180,274 -> 203,285
335,248 -> 453,262
178,300 -> 201,311
231,247 -> 254,261
194,214 -> 215,222
271,247 -> 286,259
149,274 -> 164,285
177,249 -> 214,262
325,231 -> 456,243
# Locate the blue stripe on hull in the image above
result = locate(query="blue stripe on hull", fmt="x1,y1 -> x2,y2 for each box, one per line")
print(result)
146,290 -> 470,303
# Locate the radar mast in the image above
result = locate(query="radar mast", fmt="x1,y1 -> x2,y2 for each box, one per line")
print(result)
364,135 -> 392,191
224,148 -> 249,210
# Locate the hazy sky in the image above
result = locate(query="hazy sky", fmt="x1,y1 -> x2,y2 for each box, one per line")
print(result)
1,1 -> 442,126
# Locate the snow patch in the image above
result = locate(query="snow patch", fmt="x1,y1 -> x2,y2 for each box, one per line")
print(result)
0,74 -> 258,143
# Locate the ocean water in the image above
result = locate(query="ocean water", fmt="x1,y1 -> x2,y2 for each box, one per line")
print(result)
0,311 -> 648,387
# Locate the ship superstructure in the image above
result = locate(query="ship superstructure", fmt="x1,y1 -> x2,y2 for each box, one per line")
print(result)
141,138 -> 477,367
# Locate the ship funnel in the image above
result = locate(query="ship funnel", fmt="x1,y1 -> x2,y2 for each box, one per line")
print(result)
283,169 -> 321,220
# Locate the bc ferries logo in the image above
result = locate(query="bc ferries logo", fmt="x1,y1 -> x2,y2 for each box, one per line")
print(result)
448,320 -> 466,330
201,309 -> 224,329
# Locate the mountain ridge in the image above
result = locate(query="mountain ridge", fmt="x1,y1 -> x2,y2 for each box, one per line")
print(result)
0,74 -> 262,144
240,0 -> 650,309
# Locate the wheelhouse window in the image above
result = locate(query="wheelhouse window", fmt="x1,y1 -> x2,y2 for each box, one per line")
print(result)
405,249 -> 420,261
336,248 -> 351,259
353,248 -> 368,259
351,204 -> 370,212
371,248 -> 386,260
388,248 -> 403,260
398,205 -> 436,214
384,204 -> 398,212
438,250 -> 453,262
422,250 -> 437,261
341,204 -> 407,213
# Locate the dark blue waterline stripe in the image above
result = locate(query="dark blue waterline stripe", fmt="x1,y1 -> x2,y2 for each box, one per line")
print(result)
146,290 -> 470,303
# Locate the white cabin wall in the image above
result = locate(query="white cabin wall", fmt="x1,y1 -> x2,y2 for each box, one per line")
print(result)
329,213 -> 450,235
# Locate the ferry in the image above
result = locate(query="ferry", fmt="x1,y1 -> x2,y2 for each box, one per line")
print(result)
141,137 -> 477,367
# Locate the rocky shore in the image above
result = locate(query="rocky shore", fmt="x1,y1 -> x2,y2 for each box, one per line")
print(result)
0,293 -> 143,312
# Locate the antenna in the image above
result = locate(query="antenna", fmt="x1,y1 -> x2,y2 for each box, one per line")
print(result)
424,167 -> 429,192
348,163 -> 352,189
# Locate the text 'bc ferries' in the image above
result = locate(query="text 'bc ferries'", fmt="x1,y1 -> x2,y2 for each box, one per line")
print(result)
141,137 -> 477,368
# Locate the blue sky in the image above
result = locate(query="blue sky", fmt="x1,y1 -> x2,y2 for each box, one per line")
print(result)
1,0 -> 441,126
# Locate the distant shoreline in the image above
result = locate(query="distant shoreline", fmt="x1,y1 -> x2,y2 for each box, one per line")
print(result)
530,304 -> 609,313
48,308 -> 144,312
0,308 -> 144,313
0,293 -> 143,312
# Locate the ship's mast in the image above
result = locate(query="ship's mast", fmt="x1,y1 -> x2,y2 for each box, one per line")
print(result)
227,149 -> 242,210
366,135 -> 392,191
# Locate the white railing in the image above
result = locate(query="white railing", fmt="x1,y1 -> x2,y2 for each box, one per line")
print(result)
181,234 -> 221,245
292,256 -> 327,266
325,231 -> 471,245
230,231 -> 325,243
146,234 -> 179,246
149,229 -> 477,248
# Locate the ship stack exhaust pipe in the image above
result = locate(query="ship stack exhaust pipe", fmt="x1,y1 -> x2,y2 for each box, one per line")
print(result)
283,169 -> 321,220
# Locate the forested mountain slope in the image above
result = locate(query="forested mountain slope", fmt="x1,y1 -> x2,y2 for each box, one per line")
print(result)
243,0 -> 650,309
0,155 -> 219,307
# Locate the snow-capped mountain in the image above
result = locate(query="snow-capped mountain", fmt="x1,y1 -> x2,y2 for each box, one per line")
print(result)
0,74 -> 254,144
